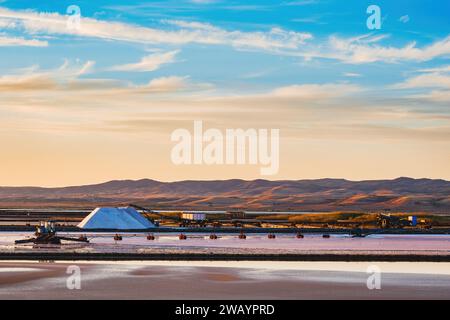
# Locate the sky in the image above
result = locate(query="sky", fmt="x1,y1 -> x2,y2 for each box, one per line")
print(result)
0,0 -> 449,186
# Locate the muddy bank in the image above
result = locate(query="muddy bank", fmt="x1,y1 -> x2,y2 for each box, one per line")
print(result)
1,252 -> 450,262
0,261 -> 449,299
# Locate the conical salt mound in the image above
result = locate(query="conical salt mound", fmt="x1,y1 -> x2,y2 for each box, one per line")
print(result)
78,206 -> 155,229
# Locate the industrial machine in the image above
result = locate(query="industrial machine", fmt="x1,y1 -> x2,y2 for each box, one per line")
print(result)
15,221 -> 90,245
377,213 -> 417,229
350,227 -> 369,238
128,203 -> 182,226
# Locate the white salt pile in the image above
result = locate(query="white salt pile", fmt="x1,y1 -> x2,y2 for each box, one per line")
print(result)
78,207 -> 154,229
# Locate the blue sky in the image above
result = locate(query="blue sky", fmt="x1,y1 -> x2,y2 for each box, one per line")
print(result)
0,0 -> 449,185
1,0 -> 449,90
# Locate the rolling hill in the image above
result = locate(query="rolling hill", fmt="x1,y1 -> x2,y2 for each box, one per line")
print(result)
0,177 -> 449,212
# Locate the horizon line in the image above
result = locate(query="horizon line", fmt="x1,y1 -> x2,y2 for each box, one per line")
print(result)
1,176 -> 449,189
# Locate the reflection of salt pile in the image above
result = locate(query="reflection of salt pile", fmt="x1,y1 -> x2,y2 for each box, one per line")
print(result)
78,207 -> 154,229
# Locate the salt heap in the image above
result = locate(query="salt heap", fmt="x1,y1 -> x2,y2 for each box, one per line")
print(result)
78,206 -> 155,229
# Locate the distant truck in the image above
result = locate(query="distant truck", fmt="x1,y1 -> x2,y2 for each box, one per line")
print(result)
179,213 -> 207,227
226,210 -> 246,219
377,213 -> 418,229
181,213 -> 206,221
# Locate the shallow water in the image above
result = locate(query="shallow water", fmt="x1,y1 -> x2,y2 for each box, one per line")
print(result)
3,232 -> 450,251
0,260 -> 449,299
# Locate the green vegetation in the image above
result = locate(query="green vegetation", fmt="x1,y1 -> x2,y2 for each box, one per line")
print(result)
256,212 -> 372,223
255,212 -> 450,227
144,210 -> 450,227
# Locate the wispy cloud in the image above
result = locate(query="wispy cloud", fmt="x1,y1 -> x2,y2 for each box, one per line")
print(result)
270,83 -> 362,99
343,72 -> 361,78
0,60 -> 97,92
399,15 -> 410,23
0,60 -> 215,99
0,35 -> 47,47
1,6 -> 449,66
283,0 -> 320,6
395,73 -> 450,90
143,76 -> 189,92
109,50 -> 179,72
77,60 -> 96,75
0,7 -> 312,53
279,33 -> 450,64
292,15 -> 327,25
394,65 -> 450,102
327,34 -> 450,64
190,0 -> 217,4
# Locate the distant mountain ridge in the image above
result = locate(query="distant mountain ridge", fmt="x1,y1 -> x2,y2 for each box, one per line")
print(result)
0,177 -> 449,212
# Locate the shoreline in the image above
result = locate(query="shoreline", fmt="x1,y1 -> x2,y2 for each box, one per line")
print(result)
0,225 -> 449,234
1,252 -> 450,262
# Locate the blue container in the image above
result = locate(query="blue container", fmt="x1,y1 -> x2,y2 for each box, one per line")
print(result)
408,216 -> 417,226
